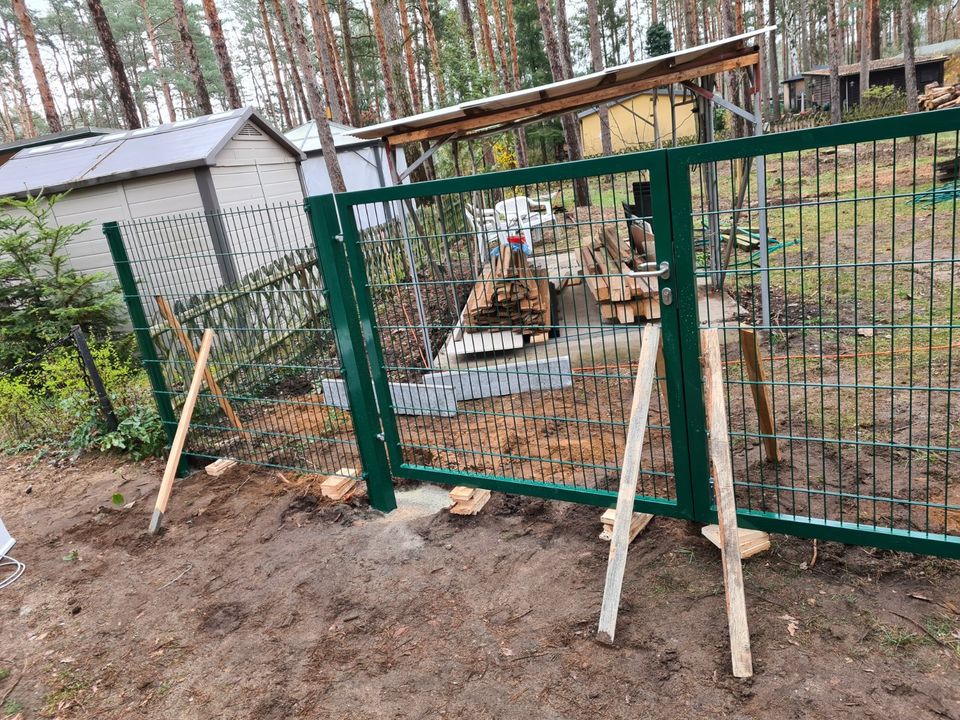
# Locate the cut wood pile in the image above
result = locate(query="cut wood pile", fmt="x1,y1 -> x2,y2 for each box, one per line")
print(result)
580,221 -> 660,324
461,242 -> 550,342
920,82 -> 960,111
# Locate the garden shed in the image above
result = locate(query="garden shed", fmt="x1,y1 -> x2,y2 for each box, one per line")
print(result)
0,107 -> 306,296
285,119 -> 408,230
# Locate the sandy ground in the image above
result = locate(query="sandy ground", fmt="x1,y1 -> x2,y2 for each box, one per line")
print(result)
1,453 -> 959,719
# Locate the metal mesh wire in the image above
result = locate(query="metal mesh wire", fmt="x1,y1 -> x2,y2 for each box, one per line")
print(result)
688,129 -> 960,540
114,202 -> 359,477
340,167 -> 677,506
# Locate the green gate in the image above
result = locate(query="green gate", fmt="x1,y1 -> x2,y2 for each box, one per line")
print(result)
319,151 -> 697,518
318,109 -> 960,558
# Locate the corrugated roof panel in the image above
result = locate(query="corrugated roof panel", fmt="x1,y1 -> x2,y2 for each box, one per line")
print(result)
0,108 -> 301,198
353,27 -> 773,141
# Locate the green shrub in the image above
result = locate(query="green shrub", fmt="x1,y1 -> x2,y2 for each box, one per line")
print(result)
0,338 -> 165,460
843,85 -> 907,122
0,193 -> 121,371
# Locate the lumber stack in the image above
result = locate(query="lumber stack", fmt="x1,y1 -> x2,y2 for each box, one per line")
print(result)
580,222 -> 660,324
920,82 -> 960,110
462,243 -> 550,342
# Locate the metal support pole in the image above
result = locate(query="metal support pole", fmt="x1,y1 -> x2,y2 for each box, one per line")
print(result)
103,221 -> 190,477
749,65 -> 772,328
386,145 -> 434,368
306,194 -> 397,513
70,324 -> 119,432
702,80 -> 722,290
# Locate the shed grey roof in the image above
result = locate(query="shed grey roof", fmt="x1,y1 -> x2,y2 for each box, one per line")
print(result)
0,126 -> 118,156
285,120 -> 380,154
0,107 -> 303,198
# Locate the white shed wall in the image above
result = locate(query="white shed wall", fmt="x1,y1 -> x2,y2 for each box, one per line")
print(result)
300,145 -> 408,231
210,131 -> 308,278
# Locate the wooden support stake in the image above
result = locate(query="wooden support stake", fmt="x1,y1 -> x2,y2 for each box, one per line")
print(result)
155,296 -> 247,436
597,324 -> 660,644
149,329 -> 215,535
703,328 -> 753,678
739,325 -> 780,463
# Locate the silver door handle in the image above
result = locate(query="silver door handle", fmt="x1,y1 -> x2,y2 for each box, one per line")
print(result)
626,261 -> 670,280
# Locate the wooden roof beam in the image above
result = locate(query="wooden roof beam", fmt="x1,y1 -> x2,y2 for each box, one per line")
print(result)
387,51 -> 759,145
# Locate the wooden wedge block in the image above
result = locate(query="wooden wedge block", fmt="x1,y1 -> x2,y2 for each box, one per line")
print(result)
599,508 -> 653,542
449,485 -> 475,503
701,524 -> 771,559
205,457 -> 238,477
320,468 -> 360,500
449,487 -> 491,515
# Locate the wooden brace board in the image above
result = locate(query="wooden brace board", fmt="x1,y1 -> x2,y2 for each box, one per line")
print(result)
596,324 -> 661,643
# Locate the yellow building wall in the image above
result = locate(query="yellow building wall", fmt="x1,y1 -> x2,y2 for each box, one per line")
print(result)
580,93 -> 697,156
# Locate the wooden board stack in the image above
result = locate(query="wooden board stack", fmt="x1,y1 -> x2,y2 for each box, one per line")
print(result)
701,524 -> 771,559
205,457 -> 238,477
920,82 -> 960,111
320,468 -> 360,500
449,486 -> 492,515
599,508 -> 653,542
462,243 -> 550,342
581,222 -> 660,324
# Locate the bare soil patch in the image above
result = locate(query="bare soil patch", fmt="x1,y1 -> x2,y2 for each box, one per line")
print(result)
1,453 -> 959,719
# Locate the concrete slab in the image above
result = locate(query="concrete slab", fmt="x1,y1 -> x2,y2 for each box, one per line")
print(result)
321,378 -> 458,417
424,355 -> 573,401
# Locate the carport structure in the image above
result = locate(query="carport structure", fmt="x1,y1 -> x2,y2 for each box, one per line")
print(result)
352,27 -> 778,332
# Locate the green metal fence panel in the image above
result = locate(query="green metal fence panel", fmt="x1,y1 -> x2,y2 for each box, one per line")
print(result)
669,109 -> 960,558
106,202 -> 365,483
333,150 -> 695,515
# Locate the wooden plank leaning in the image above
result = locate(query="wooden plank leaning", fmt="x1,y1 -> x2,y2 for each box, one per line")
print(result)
596,323 -> 661,644
155,295 -> 247,437
148,329 -> 215,535
703,328 -> 754,678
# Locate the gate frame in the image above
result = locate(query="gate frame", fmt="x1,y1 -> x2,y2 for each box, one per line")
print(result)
328,149 -> 700,518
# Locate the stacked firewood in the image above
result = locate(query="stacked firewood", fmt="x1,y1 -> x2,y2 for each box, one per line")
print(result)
580,221 -> 660,324
462,242 -> 550,341
919,82 -> 960,110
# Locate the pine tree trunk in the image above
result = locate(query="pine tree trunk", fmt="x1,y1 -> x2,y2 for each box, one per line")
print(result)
490,0 -> 511,87
683,0 -> 698,48
767,0 -> 780,120
870,0 -> 881,59
338,0 -> 361,124
555,0 -> 573,79
626,0 -> 634,61
370,0 -> 398,116
535,0 -> 589,205
272,0 -> 310,121
85,0 -> 141,128
283,0 -> 346,191
585,0 -> 611,154
396,0 -> 422,112
307,0 -> 346,122
12,0 -> 61,132
172,0 -> 213,115
457,0 -> 479,61
139,0 -> 177,122
258,0 -> 294,128
475,0 -> 498,77
316,0 -> 351,123
827,0 -> 842,123
859,0 -> 871,96
419,0 -> 447,102
202,0 -> 242,108
903,0 -> 917,113
504,0 -> 527,165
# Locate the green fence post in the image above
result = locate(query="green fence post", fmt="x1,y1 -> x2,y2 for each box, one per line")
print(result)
305,195 -> 397,512
103,221 -> 189,477
662,154 -> 714,522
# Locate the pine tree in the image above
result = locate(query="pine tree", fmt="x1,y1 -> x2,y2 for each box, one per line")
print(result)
11,0 -> 61,133
173,0 -> 213,114
85,0 -> 141,128
201,0 -> 242,108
